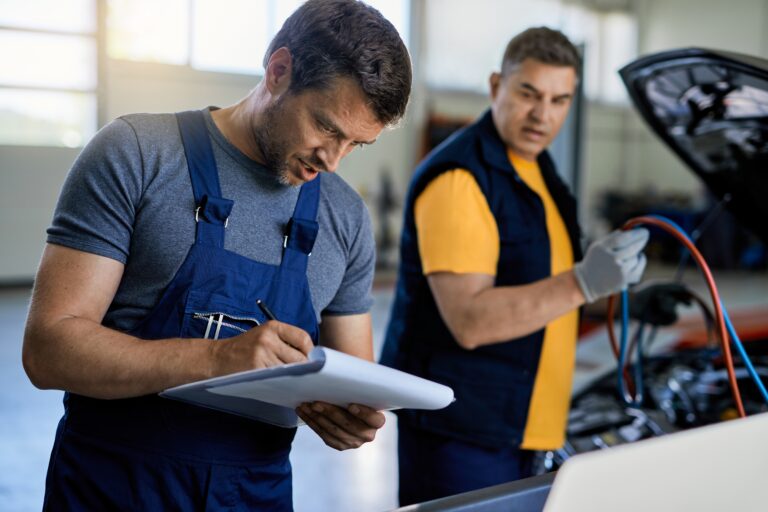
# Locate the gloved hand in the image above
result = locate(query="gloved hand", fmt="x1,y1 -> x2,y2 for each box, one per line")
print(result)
573,228 -> 650,303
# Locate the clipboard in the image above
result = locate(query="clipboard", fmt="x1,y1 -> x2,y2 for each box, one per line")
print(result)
160,346 -> 455,428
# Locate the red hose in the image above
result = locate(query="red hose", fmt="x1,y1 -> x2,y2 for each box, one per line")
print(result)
604,216 -> 745,417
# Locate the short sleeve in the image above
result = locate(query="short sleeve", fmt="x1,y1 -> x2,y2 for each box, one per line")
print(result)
46,118 -> 145,264
415,169 -> 499,275
322,199 -> 375,316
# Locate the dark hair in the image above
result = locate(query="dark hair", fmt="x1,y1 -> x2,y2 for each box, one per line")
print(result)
265,0 -> 412,126
501,27 -> 580,75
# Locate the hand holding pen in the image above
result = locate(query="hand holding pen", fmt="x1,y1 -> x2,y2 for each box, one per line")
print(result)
208,299 -> 312,375
256,301 -> 386,450
256,299 -> 277,322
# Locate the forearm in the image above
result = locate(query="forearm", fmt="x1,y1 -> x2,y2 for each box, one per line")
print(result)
445,270 -> 585,349
23,316 -> 215,399
319,313 -> 374,361
24,245 -> 315,400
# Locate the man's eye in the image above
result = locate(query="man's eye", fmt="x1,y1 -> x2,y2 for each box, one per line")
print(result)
319,123 -> 335,135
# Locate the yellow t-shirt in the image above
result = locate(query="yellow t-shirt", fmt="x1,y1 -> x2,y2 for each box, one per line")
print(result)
414,154 -> 578,449
415,169 -> 499,274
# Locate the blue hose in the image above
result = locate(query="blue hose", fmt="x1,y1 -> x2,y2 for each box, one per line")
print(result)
636,214 -> 768,405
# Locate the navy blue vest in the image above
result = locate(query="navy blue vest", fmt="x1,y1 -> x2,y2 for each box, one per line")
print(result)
381,110 -> 582,448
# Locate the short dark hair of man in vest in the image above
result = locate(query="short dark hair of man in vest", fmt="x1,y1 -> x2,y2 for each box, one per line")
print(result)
501,26 -> 581,78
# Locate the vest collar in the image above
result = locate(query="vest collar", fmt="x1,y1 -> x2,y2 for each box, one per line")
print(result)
477,109 -> 517,175
477,108 -> 557,179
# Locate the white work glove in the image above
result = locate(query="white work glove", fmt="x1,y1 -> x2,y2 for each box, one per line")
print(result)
573,228 -> 650,303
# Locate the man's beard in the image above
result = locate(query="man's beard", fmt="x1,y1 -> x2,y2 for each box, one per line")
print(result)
252,97 -> 292,186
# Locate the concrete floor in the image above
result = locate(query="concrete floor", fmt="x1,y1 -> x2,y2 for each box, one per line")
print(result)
0,287 -> 62,512
1,264 -> 766,511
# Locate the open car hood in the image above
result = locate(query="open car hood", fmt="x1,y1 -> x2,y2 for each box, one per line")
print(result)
620,48 -> 768,243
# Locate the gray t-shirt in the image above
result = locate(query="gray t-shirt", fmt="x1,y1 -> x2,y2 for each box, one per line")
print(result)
47,108 -> 375,332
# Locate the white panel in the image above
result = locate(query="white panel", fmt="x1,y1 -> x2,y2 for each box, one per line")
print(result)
424,0 -> 570,92
107,0 -> 189,65
272,0 -> 305,27
365,0 -> 410,47
0,30 -> 96,90
641,0 -> 764,56
0,146 -> 78,281
0,0 -> 95,33
0,89 -> 96,147
191,0 -> 268,75
601,12 -> 637,104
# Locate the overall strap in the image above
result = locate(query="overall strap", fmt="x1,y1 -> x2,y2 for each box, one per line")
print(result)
176,110 -> 234,247
281,175 -> 321,273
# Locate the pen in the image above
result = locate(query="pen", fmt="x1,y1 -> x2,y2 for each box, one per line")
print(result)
257,299 -> 277,321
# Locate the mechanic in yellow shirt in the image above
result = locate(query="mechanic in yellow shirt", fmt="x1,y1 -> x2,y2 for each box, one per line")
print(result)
381,27 -> 649,505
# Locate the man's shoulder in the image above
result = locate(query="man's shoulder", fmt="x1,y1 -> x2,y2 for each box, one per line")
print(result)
320,173 -> 363,205
420,115 -> 488,170
109,113 -> 188,162
318,173 -> 369,223
438,120 -> 483,152
117,112 -> 180,136
412,120 -> 485,186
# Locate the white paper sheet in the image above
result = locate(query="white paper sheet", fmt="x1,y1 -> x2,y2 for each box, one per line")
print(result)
161,347 -> 454,427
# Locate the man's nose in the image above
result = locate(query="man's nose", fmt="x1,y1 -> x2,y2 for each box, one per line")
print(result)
530,99 -> 550,122
316,143 -> 344,173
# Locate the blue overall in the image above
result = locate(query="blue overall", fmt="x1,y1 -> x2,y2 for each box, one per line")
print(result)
43,110 -> 320,511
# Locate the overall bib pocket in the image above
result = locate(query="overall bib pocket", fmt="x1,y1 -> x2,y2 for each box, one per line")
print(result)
180,290 -> 268,340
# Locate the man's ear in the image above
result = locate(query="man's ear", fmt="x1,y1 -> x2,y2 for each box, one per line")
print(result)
489,72 -> 501,101
264,47 -> 292,96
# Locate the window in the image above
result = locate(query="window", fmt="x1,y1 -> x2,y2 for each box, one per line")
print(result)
423,0 -> 637,104
424,0 -> 566,93
107,0 -> 189,66
108,0 -> 410,75
0,0 -> 411,146
596,12 -> 638,104
0,0 -> 97,147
